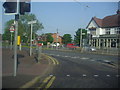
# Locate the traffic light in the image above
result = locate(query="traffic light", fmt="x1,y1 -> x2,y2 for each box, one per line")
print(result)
3,1 -> 17,14
20,2 -> 31,15
3,0 -> 31,15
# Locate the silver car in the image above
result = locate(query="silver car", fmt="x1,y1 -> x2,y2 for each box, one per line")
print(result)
83,46 -> 97,51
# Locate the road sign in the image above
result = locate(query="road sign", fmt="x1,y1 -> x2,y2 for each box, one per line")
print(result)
28,20 -> 37,24
82,33 -> 86,35
9,26 -> 15,32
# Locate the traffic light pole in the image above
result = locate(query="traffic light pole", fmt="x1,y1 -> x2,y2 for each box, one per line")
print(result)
30,23 -> 33,56
13,14 -> 19,76
13,0 -> 19,77
3,0 -> 31,77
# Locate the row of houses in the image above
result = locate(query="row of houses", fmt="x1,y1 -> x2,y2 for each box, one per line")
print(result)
86,10 -> 120,49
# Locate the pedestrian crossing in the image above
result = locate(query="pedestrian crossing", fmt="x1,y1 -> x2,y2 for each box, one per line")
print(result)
48,74 -> 120,78
45,53 -> 117,63
45,53 -> 90,60
44,53 -> 117,69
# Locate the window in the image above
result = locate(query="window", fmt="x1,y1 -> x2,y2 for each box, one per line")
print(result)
115,28 -> 120,34
106,28 -> 110,34
89,27 -> 96,35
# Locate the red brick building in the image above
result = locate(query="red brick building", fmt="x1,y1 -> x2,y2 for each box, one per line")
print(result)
51,33 -> 62,44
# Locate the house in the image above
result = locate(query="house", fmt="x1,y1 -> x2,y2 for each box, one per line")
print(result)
51,33 -> 62,44
37,33 -> 62,45
86,10 -> 120,49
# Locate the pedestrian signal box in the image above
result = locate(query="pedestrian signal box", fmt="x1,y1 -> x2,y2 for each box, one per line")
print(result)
17,36 -> 21,45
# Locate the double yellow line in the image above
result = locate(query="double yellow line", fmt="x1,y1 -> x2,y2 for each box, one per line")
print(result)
47,55 -> 59,65
36,75 -> 56,90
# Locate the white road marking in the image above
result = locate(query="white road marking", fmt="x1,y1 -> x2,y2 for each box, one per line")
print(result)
106,75 -> 111,77
66,75 -> 70,77
83,74 -> 87,77
94,75 -> 99,77
49,75 -> 53,77
64,56 -> 69,57
71,57 -> 79,59
91,60 -> 95,61
116,75 -> 120,77
56,55 -> 60,56
104,60 -> 111,62
49,54 -> 54,55
80,57 -> 89,60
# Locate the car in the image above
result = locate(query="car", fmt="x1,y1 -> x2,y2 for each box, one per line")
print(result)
90,47 -> 97,51
67,43 -> 79,49
83,45 -> 97,51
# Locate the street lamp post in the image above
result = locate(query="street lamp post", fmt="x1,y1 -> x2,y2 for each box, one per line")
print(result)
28,20 -> 37,56
80,29 -> 82,47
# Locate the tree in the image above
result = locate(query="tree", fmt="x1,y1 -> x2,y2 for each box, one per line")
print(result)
2,19 -> 25,42
46,33 -> 53,43
3,13 -> 44,44
2,19 -> 15,42
19,13 -> 44,43
62,34 -> 72,44
20,13 -> 44,33
74,28 -> 87,45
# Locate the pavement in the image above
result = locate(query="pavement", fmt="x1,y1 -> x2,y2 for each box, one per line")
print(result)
2,48 -> 54,89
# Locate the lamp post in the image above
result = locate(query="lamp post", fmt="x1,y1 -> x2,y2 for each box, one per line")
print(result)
80,29 -> 82,47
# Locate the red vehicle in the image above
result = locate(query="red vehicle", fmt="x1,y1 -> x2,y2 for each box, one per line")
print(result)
67,43 -> 79,49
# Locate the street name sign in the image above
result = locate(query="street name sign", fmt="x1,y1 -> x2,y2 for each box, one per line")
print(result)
28,20 -> 37,24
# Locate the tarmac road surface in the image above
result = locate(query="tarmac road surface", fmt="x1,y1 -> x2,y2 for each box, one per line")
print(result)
41,50 -> 119,88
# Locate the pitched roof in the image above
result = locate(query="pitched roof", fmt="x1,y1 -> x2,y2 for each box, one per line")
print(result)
86,17 -> 102,28
87,11 -> 120,28
102,14 -> 120,28
93,17 -> 102,27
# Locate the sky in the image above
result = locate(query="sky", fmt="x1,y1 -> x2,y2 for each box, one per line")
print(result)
0,0 -> 119,38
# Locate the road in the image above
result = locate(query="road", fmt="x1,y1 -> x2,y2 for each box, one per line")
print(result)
39,50 -> 119,88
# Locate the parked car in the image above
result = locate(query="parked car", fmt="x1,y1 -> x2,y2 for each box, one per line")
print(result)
67,43 -> 79,49
83,45 -> 97,51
